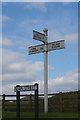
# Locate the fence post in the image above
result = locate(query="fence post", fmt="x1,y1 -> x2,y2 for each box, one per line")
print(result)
76,92 -> 78,111
2,94 -> 5,111
30,94 -> 32,112
35,83 -> 39,120
59,92 -> 62,112
16,85 -> 20,118
78,91 -> 80,113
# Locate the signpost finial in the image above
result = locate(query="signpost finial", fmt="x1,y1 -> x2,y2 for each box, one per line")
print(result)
43,28 -> 48,36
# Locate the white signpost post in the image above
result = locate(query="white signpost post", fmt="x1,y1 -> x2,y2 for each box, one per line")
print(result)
28,28 -> 65,113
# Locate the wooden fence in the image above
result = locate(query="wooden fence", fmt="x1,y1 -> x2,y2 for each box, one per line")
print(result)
0,91 -> 79,112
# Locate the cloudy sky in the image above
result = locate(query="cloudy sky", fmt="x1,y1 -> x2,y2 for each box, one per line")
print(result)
0,2 -> 79,95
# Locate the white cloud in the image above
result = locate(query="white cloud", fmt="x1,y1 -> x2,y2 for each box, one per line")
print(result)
15,37 -> 33,50
48,69 -> 78,93
0,15 -> 2,29
1,48 -> 78,94
33,69 -> 78,93
62,2 -> 71,5
49,29 -> 78,44
2,68 -> 78,95
31,19 -> 41,23
49,30 -> 63,42
2,38 -> 14,47
0,15 -> 12,30
0,15 -> 2,23
1,36 -> 32,49
0,15 -> 12,22
2,48 -> 53,87
64,33 -> 78,43
0,37 -> 2,46
24,2 -> 47,12
2,84 -> 15,95
2,15 -> 12,22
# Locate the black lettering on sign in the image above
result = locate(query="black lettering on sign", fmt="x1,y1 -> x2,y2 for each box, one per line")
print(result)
31,48 -> 38,52
34,34 -> 41,40
52,42 -> 60,48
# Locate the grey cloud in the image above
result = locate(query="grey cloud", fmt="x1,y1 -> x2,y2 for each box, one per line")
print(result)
2,69 -> 78,94
1,48 -> 78,94
2,49 -> 44,86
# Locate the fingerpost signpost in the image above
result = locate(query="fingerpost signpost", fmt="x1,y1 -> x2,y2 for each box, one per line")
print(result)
28,28 -> 65,113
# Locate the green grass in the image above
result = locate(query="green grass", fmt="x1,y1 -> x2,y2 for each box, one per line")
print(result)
2,111 -> 80,118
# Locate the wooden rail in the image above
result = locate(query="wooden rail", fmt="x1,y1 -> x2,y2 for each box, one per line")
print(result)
0,91 -> 79,112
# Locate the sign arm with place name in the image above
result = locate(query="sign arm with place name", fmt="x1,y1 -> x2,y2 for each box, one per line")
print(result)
33,30 -> 45,43
29,40 -> 65,55
28,44 -> 45,55
14,85 -> 37,92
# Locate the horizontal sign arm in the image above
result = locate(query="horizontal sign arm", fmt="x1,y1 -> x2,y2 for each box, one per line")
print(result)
28,44 -> 45,55
14,85 -> 37,92
28,40 -> 65,55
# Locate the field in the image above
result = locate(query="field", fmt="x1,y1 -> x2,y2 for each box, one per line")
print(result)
1,91 -> 80,119
2,111 -> 80,119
